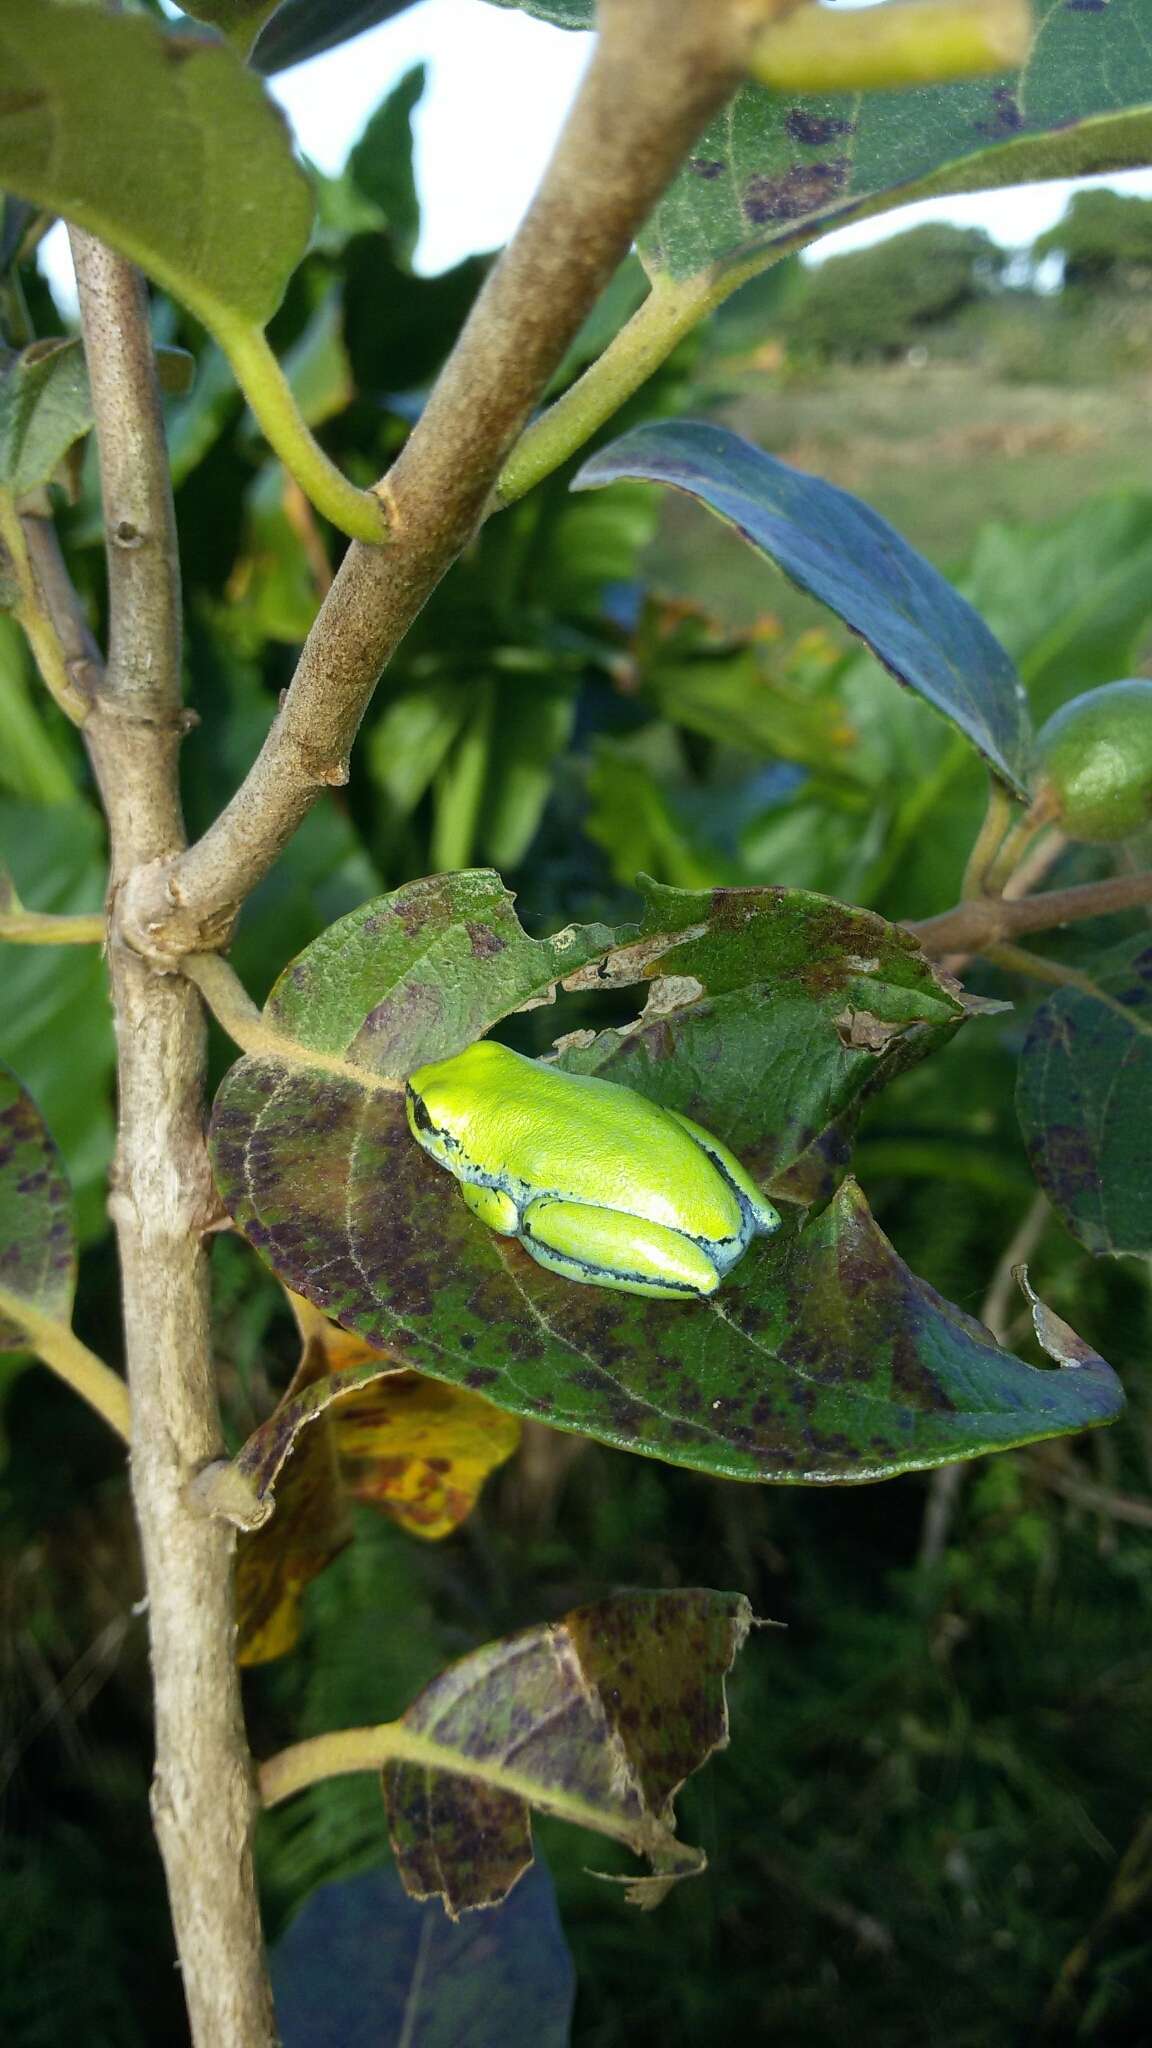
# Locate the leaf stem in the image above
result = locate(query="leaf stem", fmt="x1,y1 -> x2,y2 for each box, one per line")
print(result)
960,779 -> 1017,901
0,1289 -> 131,1440
0,909 -> 105,944
217,319 -> 389,545
258,1722 -> 655,1861
0,492 -> 91,723
181,951 -> 404,1089
498,272 -> 716,507
750,0 -> 1031,93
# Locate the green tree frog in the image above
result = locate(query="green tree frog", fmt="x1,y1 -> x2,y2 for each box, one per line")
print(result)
405,1040 -> 780,1299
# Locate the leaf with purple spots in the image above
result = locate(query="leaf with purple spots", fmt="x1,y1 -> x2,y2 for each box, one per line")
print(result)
210,865 -> 1123,1481
1017,935 -> 1152,1256
575,424 -> 1031,794
641,1 -> 1152,294
0,1062 -> 76,1352
261,868 -> 614,1078
555,875 -> 972,1188
384,1588 -> 751,1916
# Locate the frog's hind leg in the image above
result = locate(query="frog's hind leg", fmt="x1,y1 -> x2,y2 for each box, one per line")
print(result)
521,1196 -> 719,1299
459,1180 -> 519,1234
665,1109 -> 780,1238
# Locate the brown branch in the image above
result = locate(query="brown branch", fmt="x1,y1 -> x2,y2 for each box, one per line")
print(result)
70,230 -> 276,2047
118,0 -> 787,962
909,869 -> 1152,957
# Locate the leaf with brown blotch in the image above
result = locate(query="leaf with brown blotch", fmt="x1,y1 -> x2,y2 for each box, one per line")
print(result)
234,1290 -> 520,1662
334,1369 -> 521,1540
384,1588 -> 753,1918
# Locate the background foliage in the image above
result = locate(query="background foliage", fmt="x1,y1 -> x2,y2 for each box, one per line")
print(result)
2,26 -> 1152,2048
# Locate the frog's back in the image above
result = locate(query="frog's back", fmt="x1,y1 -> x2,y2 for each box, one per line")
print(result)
461,1047 -> 745,1243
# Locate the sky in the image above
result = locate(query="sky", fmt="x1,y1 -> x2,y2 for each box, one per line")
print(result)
266,0 -> 1152,273
39,0 -> 1152,293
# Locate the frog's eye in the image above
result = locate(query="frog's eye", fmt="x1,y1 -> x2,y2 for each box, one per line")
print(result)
408,1089 -> 434,1135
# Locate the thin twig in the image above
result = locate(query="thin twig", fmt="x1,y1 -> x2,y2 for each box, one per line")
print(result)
1030,1464 -> 1152,1532
119,0 -> 779,961
21,512 -> 106,695
71,228 -> 276,2048
910,868 -> 1152,957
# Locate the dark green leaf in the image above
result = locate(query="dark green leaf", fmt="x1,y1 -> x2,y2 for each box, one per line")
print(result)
347,64 -> 423,269
166,342 -> 241,487
643,1 -> 1152,292
343,236 -> 489,396
229,464 -> 318,646
0,193 -> 34,273
272,1860 -> 575,2048
385,1590 -> 749,1913
1017,936 -> 1152,1256
366,680 -> 470,832
576,421 -> 1031,793
0,1061 -> 74,1349
254,0 -> 420,75
209,878 -> 1122,1481
585,742 -> 730,892
0,1 -> 312,333
431,682 -> 494,875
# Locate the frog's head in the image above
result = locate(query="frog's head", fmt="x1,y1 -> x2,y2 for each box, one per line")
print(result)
405,1039 -> 517,1167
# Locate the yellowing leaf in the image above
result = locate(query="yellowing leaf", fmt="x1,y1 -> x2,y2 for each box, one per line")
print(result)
235,1290 -> 520,1663
334,1370 -> 522,1541
290,1287 -> 521,1541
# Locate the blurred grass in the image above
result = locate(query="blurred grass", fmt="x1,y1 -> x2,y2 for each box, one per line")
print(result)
653,299 -> 1152,622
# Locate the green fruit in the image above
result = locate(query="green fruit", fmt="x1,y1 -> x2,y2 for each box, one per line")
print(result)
1034,679 -> 1152,844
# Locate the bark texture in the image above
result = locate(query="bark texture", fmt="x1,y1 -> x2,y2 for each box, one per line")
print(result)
72,231 -> 276,2048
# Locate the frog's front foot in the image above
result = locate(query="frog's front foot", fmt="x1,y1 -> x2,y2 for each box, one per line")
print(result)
520,1196 -> 720,1299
